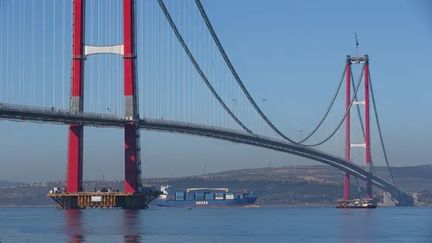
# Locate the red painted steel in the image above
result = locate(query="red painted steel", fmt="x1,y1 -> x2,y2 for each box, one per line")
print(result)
123,0 -> 134,97
123,0 -> 140,193
67,125 -> 83,193
364,57 -> 372,198
67,0 -> 85,193
124,124 -> 138,193
343,57 -> 351,201
71,0 -> 84,97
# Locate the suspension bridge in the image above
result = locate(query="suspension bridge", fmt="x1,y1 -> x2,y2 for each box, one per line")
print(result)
0,0 -> 413,207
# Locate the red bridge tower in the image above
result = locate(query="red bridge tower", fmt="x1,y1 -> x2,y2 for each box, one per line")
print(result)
343,55 -> 373,201
51,0 -> 158,209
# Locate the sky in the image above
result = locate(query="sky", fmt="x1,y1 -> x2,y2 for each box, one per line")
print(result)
0,0 -> 431,182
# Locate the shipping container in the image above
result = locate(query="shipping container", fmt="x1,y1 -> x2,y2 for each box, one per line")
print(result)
225,193 -> 234,200
205,193 -> 214,200
215,192 -> 224,200
175,192 -> 185,201
186,192 -> 195,201
195,192 -> 205,200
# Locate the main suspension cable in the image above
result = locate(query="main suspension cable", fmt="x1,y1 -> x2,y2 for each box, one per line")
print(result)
298,66 -> 347,143
195,0 -> 347,145
195,0 -> 297,142
303,65 -> 365,147
368,70 -> 395,185
157,0 -> 252,134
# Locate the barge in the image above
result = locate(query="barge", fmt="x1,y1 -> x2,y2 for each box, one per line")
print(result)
337,198 -> 378,209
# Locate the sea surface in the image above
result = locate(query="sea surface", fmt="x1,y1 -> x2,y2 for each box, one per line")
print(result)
0,206 -> 431,242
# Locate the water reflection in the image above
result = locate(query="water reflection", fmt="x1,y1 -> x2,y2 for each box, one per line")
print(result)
340,209 -> 374,243
121,209 -> 142,243
64,209 -> 85,243
63,209 -> 142,242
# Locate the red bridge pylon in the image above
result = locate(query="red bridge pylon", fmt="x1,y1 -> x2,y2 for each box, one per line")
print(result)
343,55 -> 373,200
66,0 -> 142,194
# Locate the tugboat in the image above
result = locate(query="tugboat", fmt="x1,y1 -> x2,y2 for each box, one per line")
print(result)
337,198 -> 378,208
155,185 -> 257,208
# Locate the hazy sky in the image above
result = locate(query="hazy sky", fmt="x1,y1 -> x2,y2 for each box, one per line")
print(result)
0,0 -> 431,182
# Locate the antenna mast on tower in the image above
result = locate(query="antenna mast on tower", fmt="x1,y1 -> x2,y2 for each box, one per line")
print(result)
355,32 -> 360,56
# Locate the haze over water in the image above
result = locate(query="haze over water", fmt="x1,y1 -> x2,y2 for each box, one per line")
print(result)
0,206 -> 431,242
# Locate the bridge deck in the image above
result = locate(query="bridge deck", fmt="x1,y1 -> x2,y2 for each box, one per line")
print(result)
0,103 -> 414,206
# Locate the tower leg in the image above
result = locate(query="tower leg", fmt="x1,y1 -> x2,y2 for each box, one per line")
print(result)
67,125 -> 83,192
124,124 -> 141,193
67,0 -> 85,193
343,56 -> 351,201
343,173 -> 350,200
123,0 -> 141,193
364,55 -> 373,199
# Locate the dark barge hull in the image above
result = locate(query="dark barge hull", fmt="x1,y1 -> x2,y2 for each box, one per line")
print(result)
336,204 -> 378,209
336,199 -> 378,209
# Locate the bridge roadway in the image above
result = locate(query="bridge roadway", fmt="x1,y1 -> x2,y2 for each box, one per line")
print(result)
0,103 -> 414,206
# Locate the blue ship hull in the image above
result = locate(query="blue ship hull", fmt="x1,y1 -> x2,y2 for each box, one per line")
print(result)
155,196 -> 257,208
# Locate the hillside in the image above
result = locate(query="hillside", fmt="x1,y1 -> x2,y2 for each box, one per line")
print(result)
143,165 -> 432,205
0,165 -> 431,206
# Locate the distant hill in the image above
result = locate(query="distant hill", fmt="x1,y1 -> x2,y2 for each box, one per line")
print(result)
0,180 -> 26,188
385,165 -> 432,192
0,164 -> 431,206
143,164 -> 432,205
391,164 -> 432,179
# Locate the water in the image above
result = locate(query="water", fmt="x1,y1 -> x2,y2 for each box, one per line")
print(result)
0,206 -> 431,242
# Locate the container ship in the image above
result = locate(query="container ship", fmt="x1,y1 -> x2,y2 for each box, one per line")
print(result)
336,198 -> 378,208
155,185 -> 257,207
